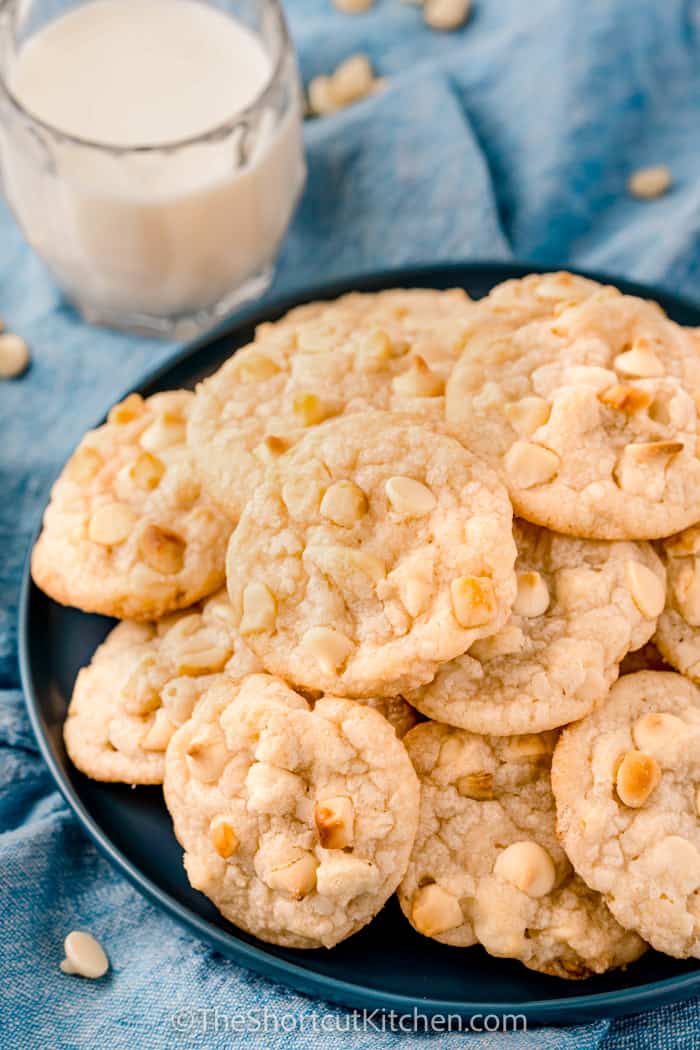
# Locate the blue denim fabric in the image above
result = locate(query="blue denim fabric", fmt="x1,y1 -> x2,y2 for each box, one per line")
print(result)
2,1 -> 700,1046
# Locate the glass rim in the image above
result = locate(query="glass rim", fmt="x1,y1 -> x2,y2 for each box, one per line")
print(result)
0,0 -> 292,154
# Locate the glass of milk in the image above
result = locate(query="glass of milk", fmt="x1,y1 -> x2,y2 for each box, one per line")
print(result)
0,0 -> 306,337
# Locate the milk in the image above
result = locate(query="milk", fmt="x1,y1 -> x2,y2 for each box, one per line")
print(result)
0,0 -> 304,330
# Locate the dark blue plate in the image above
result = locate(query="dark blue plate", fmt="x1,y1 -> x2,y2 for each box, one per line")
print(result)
19,262 -> 700,1024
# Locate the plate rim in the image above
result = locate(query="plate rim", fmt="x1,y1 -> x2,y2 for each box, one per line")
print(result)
18,259 -> 700,1024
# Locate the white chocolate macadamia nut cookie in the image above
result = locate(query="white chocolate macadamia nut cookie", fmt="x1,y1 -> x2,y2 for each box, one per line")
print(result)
446,278 -> 700,539
188,288 -> 475,518
553,671 -> 700,958
399,722 -> 644,977
226,412 -> 517,697
64,591 -> 261,784
164,674 -> 420,948
406,521 -> 666,734
655,526 -> 700,683
32,391 -> 232,619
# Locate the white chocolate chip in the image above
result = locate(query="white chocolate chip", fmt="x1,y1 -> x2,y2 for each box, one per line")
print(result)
424,0 -> 471,31
240,582 -> 277,635
233,350 -> 281,381
139,524 -> 186,575
320,480 -> 368,527
504,396 -> 551,436
140,709 -> 176,752
614,441 -> 683,495
673,561 -> 700,625
186,727 -> 230,783
253,435 -> 289,465
88,502 -> 137,545
0,332 -> 30,378
615,750 -> 661,808
318,545 -> 386,583
450,575 -> 497,628
67,446 -> 103,484
292,393 -> 337,426
397,575 -> 433,618
392,356 -> 444,397
139,415 -> 186,452
315,796 -> 355,849
493,841 -> 556,898
108,394 -> 145,424
127,451 -> 165,491
385,476 -> 437,517
613,343 -> 665,378
503,441 -> 560,488
624,561 -> 665,619
633,712 -> 686,760
60,931 -> 109,979
265,852 -> 318,899
628,165 -> 672,199
411,884 -> 464,936
512,570 -> 550,618
210,816 -> 239,858
299,626 -> 354,675
355,328 -> 407,370
599,384 -> 653,414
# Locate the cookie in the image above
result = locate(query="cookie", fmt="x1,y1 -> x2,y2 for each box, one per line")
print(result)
406,521 -> 665,734
226,411 -> 517,697
32,391 -> 232,619
64,591 -> 260,784
188,288 -> 475,518
655,526 -> 700,682
164,674 -> 420,948
399,722 -> 645,977
552,671 -> 700,958
446,281 -> 700,539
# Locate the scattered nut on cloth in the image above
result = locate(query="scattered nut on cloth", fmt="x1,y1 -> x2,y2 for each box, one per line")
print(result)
59,931 -> 109,979
0,332 -> 30,378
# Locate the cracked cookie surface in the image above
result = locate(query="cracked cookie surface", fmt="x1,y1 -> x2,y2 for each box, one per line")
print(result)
32,391 -> 232,619
406,521 -> 665,734
164,674 -> 420,948
64,591 -> 261,784
188,288 -> 475,518
552,671 -> 700,958
446,282 -> 700,539
399,721 -> 644,977
226,411 -> 517,697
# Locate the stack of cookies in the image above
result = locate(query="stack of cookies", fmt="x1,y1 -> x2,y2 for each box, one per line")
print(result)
31,275 -> 700,975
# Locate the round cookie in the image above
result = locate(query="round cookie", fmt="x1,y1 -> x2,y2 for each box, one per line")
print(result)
164,674 -> 420,949
63,591 -> 261,784
655,526 -> 700,682
188,288 -> 475,518
479,270 -> 602,324
406,521 -> 666,735
399,722 -> 645,977
552,671 -> 700,958
32,391 -> 232,619
446,283 -> 700,539
226,411 -> 517,698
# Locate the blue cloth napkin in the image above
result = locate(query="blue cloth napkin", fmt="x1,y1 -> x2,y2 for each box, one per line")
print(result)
3,0 -> 700,1046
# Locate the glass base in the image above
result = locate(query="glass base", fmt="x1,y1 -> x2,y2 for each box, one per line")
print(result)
73,267 -> 275,341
